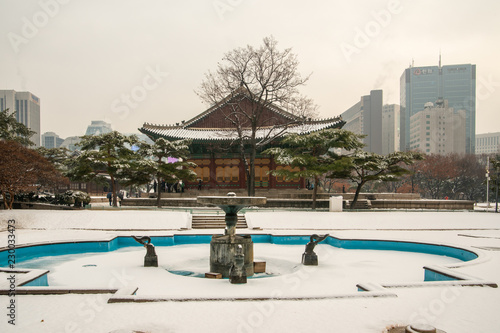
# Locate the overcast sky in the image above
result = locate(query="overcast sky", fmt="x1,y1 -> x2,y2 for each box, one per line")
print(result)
1,0 -> 499,139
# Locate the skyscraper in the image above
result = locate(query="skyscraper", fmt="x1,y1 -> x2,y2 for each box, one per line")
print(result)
0,89 -> 41,146
382,104 -> 400,154
341,90 -> 383,154
400,61 -> 476,153
85,120 -> 112,136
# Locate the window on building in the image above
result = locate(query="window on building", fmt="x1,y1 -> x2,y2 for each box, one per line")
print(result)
193,165 -> 211,182
214,166 -> 239,182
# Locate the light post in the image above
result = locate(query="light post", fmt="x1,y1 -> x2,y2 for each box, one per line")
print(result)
486,156 -> 490,209
496,167 -> 499,213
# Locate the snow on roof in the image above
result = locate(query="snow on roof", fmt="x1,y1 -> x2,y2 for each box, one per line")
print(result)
140,117 -> 344,141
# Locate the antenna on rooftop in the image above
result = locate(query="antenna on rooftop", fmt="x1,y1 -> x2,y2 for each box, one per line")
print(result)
439,50 -> 442,68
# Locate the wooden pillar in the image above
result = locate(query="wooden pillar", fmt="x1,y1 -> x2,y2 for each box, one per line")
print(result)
269,156 -> 277,189
239,158 -> 246,189
209,155 -> 217,189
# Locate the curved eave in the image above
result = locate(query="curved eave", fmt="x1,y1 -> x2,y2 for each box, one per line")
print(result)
139,117 -> 345,142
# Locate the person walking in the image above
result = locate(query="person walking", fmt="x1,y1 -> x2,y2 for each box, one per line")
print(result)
118,190 -> 124,206
107,191 -> 112,206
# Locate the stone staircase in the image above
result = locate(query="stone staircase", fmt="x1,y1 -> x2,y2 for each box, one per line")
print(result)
345,199 -> 372,209
191,214 -> 248,229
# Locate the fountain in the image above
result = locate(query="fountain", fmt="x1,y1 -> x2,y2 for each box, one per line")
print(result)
197,192 -> 266,278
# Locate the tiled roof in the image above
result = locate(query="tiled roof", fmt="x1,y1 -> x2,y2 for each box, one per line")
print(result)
182,89 -> 299,128
140,117 -> 345,142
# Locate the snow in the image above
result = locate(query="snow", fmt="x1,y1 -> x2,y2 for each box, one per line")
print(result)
1,208 -> 500,333
17,244 -> 460,298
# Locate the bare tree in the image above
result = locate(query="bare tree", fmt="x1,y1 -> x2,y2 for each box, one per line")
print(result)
196,36 -> 317,196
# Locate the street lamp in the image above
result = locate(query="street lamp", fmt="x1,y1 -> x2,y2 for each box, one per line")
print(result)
496,166 -> 499,213
486,156 -> 490,209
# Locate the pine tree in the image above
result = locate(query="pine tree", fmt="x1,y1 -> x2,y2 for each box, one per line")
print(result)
66,131 -> 138,207
264,129 -> 364,209
0,108 -> 36,146
126,138 -> 197,208
334,151 -> 423,208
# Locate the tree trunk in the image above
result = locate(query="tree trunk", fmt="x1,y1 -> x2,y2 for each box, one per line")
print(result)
312,175 -> 319,210
156,176 -> 162,208
110,176 -> 117,207
1,190 -> 9,209
351,182 -> 364,209
4,190 -> 15,210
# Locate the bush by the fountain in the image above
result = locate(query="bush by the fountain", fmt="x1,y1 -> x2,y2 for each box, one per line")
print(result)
14,190 -> 91,207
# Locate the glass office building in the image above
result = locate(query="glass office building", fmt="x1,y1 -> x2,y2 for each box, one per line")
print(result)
400,63 -> 476,153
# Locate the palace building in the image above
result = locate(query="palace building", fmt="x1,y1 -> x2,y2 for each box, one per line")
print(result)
139,91 -> 344,190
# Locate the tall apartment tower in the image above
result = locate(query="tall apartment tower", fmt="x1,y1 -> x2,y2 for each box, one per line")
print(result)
400,61 -> 476,154
382,104 -> 400,154
341,90 -> 383,154
0,90 -> 41,146
409,99 -> 466,154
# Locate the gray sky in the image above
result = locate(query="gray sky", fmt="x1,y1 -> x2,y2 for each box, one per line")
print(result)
1,0 -> 499,139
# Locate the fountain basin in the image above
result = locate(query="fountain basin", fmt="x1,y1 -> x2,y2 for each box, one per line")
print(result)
0,239 -> 484,299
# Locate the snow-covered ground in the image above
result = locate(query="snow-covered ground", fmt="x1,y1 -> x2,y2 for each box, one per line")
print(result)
1,209 -> 499,333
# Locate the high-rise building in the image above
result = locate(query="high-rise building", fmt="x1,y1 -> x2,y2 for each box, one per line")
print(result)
0,89 -> 41,146
85,120 -> 112,136
400,61 -> 476,153
41,132 -> 64,149
476,132 -> 500,155
409,99 -> 466,154
341,90 -> 383,154
382,104 -> 400,154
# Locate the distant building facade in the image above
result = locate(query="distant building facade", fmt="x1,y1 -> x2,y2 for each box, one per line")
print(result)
476,132 -> 500,155
400,62 -> 476,153
409,100 -> 466,154
85,120 -> 112,136
341,90 -> 384,154
0,89 -> 41,146
60,136 -> 82,152
41,132 -> 64,149
382,104 -> 400,154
